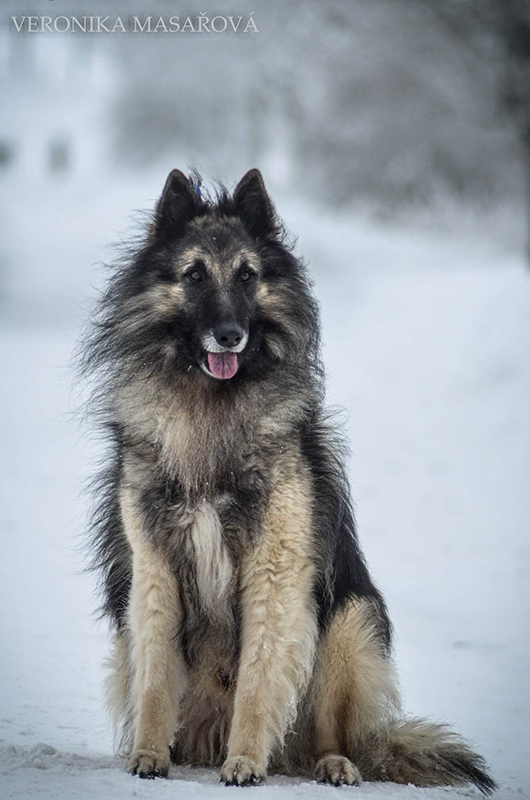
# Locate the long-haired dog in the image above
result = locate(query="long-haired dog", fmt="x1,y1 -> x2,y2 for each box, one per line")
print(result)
81,169 -> 495,792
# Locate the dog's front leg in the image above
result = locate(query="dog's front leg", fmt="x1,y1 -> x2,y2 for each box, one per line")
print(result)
120,481 -> 187,779
221,470 -> 318,785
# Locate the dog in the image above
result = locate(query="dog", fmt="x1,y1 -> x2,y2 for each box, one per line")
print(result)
81,168 -> 496,792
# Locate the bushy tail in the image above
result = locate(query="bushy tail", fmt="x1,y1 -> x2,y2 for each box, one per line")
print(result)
353,718 -> 496,795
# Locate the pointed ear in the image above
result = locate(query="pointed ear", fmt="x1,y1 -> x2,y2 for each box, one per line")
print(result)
233,169 -> 277,239
153,169 -> 196,239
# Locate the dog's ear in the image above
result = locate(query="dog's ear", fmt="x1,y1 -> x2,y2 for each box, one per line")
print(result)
234,169 -> 277,239
153,169 -> 196,239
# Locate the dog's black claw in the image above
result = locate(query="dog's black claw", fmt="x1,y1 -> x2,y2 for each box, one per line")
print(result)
138,766 -> 168,779
222,774 -> 263,787
223,779 -> 262,787
220,756 -> 265,786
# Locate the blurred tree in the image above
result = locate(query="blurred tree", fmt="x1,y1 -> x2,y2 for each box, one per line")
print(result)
0,141 -> 15,170
490,0 -> 530,255
277,0 -> 520,210
420,0 -> 530,249
104,0 -> 525,221
49,138 -> 70,174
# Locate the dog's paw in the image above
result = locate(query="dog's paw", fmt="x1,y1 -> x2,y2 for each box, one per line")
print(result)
220,755 -> 265,786
314,754 -> 362,787
127,748 -> 170,779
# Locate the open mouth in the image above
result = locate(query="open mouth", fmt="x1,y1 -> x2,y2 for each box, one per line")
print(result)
204,351 -> 239,380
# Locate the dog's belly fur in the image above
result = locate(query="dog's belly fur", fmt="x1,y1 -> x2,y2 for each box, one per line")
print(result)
174,644 -> 235,767
167,497 -> 238,767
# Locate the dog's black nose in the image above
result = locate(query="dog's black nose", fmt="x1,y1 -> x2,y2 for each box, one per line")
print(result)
213,323 -> 245,349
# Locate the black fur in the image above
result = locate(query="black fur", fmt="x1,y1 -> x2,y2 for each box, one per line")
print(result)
301,412 -> 392,646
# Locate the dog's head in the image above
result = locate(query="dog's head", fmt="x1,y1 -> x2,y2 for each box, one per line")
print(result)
109,170 -> 319,386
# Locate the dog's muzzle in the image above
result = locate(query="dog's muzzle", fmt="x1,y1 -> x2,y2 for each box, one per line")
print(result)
200,331 -> 248,380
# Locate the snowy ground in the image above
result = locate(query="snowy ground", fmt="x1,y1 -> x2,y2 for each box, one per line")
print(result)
0,175 -> 529,799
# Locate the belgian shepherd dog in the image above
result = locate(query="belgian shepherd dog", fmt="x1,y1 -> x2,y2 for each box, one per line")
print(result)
81,169 -> 495,792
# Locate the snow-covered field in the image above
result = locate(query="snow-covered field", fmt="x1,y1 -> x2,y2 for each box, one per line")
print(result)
0,176 -> 529,799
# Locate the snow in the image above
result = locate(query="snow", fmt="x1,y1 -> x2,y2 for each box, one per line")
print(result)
1,177 -> 529,799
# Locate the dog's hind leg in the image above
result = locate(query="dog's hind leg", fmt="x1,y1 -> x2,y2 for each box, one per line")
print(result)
312,598 -> 399,786
120,482 -> 187,779
313,599 -> 496,794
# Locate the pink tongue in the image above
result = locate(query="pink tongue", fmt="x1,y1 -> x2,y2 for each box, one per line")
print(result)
207,352 -> 238,380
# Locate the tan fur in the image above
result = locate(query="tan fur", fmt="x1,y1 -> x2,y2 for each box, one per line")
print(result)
120,284 -> 185,327
254,285 -> 303,360
174,236 -> 261,281
114,373 -> 308,499
115,377 -> 253,497
119,474 -> 188,777
104,630 -> 135,754
186,499 -> 233,613
221,448 -> 318,783
313,598 -> 400,760
313,754 -> 362,786
353,717 -> 492,789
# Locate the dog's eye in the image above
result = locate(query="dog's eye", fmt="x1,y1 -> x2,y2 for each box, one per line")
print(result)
239,265 -> 256,283
184,259 -> 206,283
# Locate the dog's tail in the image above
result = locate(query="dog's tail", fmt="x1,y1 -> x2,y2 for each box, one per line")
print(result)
353,717 -> 496,795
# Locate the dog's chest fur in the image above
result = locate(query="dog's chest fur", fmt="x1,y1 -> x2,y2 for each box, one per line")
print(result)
117,374 -> 299,631
183,498 -> 233,612
170,494 -> 243,671
116,373 -> 304,499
